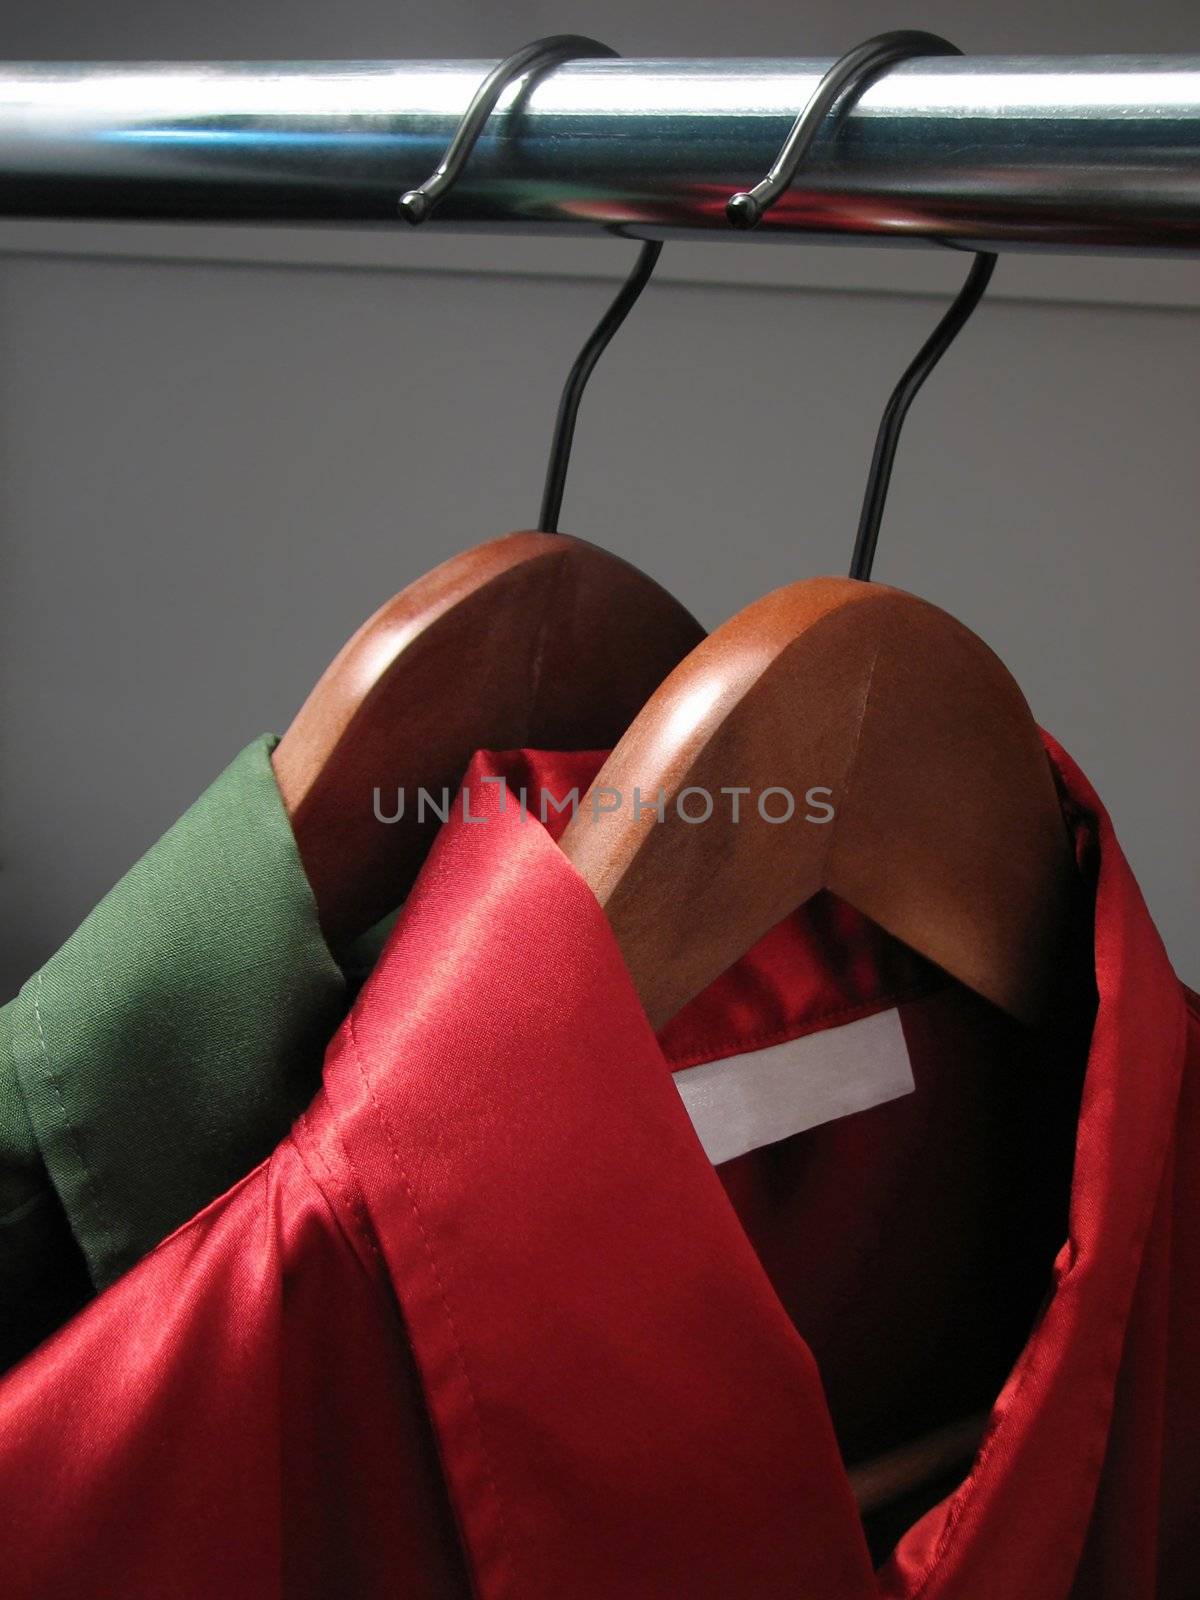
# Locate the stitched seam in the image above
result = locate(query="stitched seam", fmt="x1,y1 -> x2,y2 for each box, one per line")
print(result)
294,1104 -> 385,1274
32,972 -> 117,1272
290,1111 -> 389,1305
332,1122 -> 386,1271
662,980 -> 946,1071
345,1008 -> 520,1595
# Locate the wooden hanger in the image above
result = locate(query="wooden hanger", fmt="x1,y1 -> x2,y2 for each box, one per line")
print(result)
275,40 -> 703,947
274,531 -> 702,948
556,36 -> 1073,1027
558,576 -> 1075,1028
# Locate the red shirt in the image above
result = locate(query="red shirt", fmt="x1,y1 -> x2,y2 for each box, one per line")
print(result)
1,739 -> 1195,1598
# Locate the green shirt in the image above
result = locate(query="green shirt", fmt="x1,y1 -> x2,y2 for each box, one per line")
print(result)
0,735 -> 378,1370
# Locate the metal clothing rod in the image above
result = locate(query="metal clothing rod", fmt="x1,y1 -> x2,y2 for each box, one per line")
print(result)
1,56 -> 1198,253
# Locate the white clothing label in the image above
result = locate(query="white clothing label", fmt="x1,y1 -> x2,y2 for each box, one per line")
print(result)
672,1007 -> 914,1167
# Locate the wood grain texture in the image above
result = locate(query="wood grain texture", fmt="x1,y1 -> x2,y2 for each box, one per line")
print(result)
274,530 -> 704,947
559,577 -> 1076,1028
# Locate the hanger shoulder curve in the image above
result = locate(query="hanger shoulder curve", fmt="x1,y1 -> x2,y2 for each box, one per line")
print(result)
274,530 -> 704,947
559,576 -> 1074,1029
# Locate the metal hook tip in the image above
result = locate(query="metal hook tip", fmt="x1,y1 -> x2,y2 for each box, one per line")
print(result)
398,189 -> 432,225
725,192 -> 761,229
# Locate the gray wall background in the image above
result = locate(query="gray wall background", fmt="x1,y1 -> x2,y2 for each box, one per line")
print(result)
1,0 -> 1197,994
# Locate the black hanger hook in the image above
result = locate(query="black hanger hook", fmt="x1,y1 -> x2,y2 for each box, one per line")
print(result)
538,240 -> 663,534
849,251 -> 995,581
726,33 -> 997,582
399,36 -> 618,225
396,35 -> 661,535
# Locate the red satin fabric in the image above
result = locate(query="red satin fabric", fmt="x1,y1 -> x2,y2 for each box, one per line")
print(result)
1,740 -> 1195,1598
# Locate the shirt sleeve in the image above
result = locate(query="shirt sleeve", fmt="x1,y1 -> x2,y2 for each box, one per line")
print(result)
0,735 -> 347,1347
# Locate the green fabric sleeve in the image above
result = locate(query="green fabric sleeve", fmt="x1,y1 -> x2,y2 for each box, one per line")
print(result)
5,735 -> 347,1297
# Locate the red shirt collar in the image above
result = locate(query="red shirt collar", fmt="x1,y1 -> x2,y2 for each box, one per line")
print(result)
323,737 -> 1187,1599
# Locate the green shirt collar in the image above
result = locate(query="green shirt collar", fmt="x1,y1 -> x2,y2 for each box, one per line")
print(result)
6,735 -> 346,1292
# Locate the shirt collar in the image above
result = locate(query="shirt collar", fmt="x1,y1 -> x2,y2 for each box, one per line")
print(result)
326,738 -> 1187,1599
6,735 -> 346,1290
